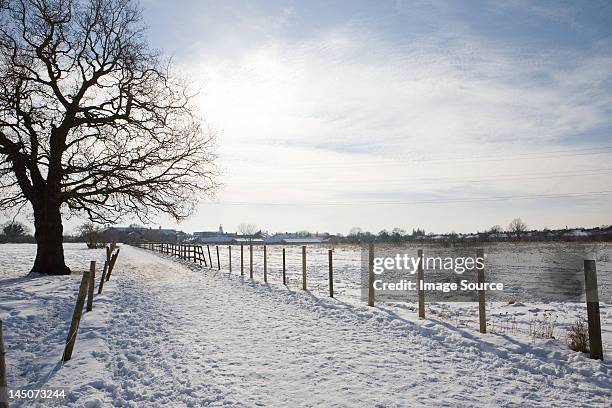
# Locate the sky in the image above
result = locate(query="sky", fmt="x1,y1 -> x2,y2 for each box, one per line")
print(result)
16,0 -> 612,236
133,0 -> 612,236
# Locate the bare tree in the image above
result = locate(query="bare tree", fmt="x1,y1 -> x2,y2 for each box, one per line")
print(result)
377,229 -> 390,241
348,227 -> 363,237
237,223 -> 258,242
0,0 -> 217,274
76,222 -> 102,248
391,227 -> 405,243
1,220 -> 29,241
489,225 -> 503,234
508,218 -> 527,239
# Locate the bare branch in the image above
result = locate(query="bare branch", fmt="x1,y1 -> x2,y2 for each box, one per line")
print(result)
0,0 -> 218,226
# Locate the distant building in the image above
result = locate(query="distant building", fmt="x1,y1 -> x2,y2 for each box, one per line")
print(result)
192,224 -> 266,244
193,225 -> 238,243
102,225 -> 179,243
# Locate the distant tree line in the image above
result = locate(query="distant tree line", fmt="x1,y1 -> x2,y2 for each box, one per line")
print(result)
333,218 -> 612,243
0,220 -> 104,244
248,217 -> 610,244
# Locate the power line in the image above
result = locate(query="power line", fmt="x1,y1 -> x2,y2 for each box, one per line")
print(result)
229,168 -> 612,187
228,145 -> 612,170
205,190 -> 612,207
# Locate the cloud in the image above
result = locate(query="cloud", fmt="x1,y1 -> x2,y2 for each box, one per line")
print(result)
170,3 -> 612,232
190,23 -> 612,149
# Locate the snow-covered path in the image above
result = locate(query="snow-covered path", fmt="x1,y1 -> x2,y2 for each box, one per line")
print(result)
52,245 -> 609,407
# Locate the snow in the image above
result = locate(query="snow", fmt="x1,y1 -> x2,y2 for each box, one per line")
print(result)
565,230 -> 591,237
1,243 -> 611,406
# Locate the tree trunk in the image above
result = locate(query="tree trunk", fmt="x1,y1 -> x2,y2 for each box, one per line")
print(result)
31,199 -> 71,275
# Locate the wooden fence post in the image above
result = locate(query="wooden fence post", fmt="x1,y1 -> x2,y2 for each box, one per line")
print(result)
200,246 -> 207,267
229,246 -> 232,273
216,245 -> 220,270
282,248 -> 286,285
584,260 -> 603,360
417,249 -> 425,319
477,248 -> 486,333
0,320 -> 7,408
62,271 -> 90,361
329,249 -> 334,298
263,245 -> 268,283
97,260 -> 109,295
207,245 -> 213,268
368,243 -> 375,307
302,245 -> 307,290
106,249 -> 120,282
86,261 -> 96,312
249,244 -> 253,279
240,244 -> 244,276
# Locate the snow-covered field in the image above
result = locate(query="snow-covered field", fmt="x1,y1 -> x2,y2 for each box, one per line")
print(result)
236,242 -> 612,347
1,243 -> 611,406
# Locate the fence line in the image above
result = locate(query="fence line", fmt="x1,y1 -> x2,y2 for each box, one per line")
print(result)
135,241 -> 604,360
62,243 -> 121,363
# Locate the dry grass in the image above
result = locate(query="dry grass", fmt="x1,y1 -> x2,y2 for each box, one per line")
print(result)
528,312 -> 557,339
566,319 -> 590,353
